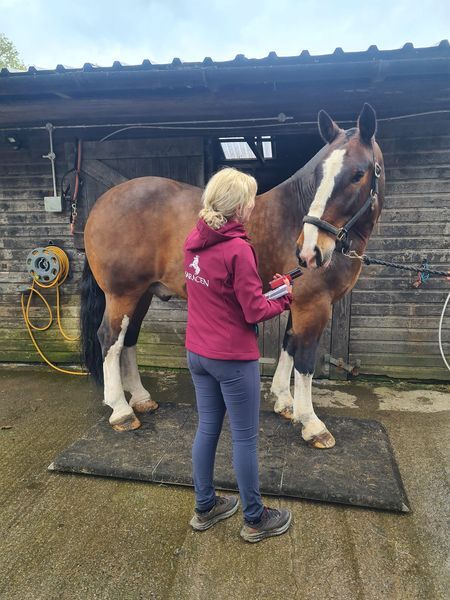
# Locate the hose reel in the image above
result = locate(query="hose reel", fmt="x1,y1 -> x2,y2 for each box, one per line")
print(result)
26,247 -> 61,284
21,245 -> 87,376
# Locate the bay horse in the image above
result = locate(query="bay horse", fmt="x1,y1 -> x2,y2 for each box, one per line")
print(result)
80,103 -> 384,449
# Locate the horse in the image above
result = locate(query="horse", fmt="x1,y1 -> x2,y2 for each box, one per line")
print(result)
80,103 -> 384,449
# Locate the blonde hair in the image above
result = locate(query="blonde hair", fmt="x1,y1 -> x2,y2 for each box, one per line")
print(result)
199,167 -> 257,229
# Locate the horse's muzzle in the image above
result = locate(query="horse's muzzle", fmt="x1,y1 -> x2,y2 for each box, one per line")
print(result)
298,245 -> 323,269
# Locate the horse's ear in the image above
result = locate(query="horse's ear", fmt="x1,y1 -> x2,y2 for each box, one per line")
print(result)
358,103 -> 377,145
318,110 -> 341,144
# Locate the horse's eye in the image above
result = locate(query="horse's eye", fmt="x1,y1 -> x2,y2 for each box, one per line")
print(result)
351,170 -> 365,183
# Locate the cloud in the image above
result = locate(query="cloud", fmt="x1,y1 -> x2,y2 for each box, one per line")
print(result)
0,0 -> 448,68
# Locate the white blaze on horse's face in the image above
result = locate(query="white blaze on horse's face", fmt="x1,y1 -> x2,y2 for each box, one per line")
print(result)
301,148 -> 346,268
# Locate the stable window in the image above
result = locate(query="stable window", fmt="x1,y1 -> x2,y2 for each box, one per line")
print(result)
219,136 -> 274,161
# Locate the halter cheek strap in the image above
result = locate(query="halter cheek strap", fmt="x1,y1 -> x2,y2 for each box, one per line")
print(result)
302,159 -> 382,250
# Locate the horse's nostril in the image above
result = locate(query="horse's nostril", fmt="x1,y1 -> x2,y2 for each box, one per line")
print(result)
315,246 -> 323,267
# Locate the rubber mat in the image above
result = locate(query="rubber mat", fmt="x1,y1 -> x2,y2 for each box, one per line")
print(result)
49,402 -> 409,512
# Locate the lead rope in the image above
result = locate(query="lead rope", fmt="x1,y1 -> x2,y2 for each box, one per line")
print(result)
343,250 -> 449,278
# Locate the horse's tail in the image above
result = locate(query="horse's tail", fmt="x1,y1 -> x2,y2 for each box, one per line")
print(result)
80,257 -> 105,384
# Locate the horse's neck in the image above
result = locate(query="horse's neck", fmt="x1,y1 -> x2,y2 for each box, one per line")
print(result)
247,160 -> 320,276
250,149 -> 322,237
274,144 -> 330,217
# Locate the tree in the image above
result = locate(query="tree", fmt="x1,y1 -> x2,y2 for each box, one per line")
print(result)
0,33 -> 26,70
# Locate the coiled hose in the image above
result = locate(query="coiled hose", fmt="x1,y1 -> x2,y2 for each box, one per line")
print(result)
21,246 -> 87,375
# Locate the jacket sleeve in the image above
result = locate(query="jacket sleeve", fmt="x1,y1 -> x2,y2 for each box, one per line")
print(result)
230,242 -> 292,324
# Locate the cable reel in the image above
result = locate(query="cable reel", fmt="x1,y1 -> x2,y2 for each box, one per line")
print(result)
26,247 -> 61,284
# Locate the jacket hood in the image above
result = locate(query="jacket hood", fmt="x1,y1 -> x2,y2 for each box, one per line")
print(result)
185,218 -> 249,251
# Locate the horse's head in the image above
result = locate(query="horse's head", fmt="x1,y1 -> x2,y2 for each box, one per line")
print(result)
297,103 -> 384,269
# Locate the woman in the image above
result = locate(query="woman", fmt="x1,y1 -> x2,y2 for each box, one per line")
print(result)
183,167 -> 293,543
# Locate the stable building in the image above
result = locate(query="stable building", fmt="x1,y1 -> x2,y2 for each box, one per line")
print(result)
1,41 -> 449,380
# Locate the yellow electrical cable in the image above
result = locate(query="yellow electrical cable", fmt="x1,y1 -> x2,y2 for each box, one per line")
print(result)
21,246 -> 88,376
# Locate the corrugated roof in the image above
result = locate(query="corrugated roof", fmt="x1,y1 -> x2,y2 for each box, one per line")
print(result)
1,40 -> 449,77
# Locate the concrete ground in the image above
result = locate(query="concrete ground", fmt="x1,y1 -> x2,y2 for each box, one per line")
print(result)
0,367 -> 448,600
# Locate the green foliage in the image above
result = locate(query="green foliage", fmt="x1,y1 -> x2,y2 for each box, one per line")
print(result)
0,33 -> 26,70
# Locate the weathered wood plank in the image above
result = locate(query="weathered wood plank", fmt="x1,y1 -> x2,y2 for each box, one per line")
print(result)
262,315 -> 281,376
385,166 -> 450,180
351,290 -> 448,303
379,208 -> 448,223
81,159 -> 129,188
81,138 -> 204,160
351,316 -> 448,330
364,237 -> 450,252
375,223 -> 448,236
351,329 -> 448,344
351,303 -> 447,317
330,294 -> 352,380
349,353 -> 444,367
378,118 -> 450,138
379,136 -> 450,153
353,278 -> 448,291
385,180 -> 450,194
383,150 -> 450,166
353,363 -> 449,380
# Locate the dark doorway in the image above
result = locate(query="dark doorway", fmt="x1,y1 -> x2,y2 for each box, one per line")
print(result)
212,133 -> 323,193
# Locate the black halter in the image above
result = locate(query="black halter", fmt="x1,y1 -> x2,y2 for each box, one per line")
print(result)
302,157 -> 382,252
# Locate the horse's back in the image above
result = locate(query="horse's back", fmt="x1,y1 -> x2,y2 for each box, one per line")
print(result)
90,176 -> 201,215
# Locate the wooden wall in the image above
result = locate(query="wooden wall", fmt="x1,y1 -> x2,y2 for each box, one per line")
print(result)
0,119 -> 448,380
0,134 -> 205,369
0,132 -> 82,365
349,115 -> 450,380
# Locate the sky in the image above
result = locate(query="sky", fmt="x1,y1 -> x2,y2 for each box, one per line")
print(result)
1,0 -> 449,69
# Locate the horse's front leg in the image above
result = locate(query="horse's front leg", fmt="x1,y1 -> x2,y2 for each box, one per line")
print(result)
271,314 -> 294,416
290,302 -> 335,449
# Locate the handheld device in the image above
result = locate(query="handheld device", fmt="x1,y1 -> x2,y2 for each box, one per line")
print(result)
263,267 -> 303,300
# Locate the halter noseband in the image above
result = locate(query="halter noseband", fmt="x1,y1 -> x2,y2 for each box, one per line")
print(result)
302,158 -> 382,252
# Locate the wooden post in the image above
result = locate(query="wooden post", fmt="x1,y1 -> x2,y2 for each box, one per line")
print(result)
329,293 -> 352,380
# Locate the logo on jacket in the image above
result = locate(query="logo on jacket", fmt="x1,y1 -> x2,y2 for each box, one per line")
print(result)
186,254 -> 210,287
189,255 -> 201,275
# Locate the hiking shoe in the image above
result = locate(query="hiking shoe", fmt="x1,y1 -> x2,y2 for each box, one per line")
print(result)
240,506 -> 292,543
190,495 -> 239,531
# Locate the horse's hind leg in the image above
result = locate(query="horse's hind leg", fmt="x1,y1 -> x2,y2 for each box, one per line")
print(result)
98,294 -> 142,431
121,290 -> 159,414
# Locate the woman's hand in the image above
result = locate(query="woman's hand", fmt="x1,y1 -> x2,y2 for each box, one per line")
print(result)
283,277 -> 293,295
273,273 -> 293,295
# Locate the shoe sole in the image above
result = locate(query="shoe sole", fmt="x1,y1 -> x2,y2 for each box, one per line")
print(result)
240,512 -> 292,543
190,499 -> 240,531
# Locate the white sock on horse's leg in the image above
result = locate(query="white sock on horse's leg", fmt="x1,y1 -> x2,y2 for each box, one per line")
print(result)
103,315 -> 134,424
120,345 -> 152,406
293,371 -> 327,439
271,349 -> 294,412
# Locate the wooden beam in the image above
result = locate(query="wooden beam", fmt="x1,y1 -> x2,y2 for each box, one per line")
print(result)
244,136 -> 265,165
81,159 -> 129,188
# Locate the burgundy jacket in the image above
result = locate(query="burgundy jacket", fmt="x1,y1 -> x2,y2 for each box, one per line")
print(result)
183,219 -> 292,360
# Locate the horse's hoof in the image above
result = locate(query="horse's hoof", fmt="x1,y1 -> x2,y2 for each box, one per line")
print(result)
306,430 -> 336,449
278,407 -> 293,420
132,399 -> 159,414
111,414 -> 141,432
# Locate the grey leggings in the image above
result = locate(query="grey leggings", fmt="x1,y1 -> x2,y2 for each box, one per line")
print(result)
187,350 -> 264,522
